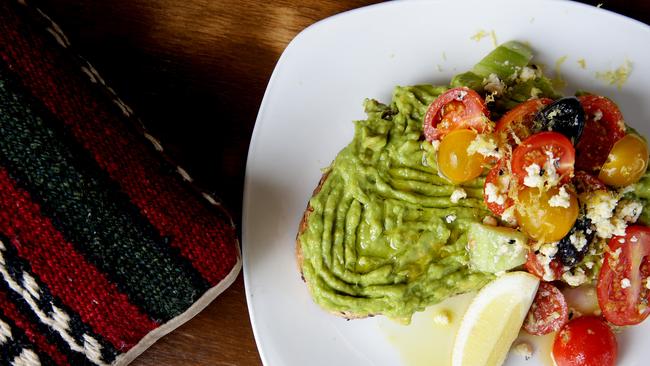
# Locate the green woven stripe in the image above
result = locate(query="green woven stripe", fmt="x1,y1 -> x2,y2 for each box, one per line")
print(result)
0,70 -> 204,320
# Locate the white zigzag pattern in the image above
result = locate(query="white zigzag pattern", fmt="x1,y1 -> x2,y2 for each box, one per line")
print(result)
12,349 -> 40,366
0,240 -> 107,365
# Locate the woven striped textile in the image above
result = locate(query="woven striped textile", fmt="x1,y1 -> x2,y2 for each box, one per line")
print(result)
0,1 -> 242,365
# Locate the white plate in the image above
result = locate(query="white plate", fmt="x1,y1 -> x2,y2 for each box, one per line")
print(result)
243,1 -> 650,365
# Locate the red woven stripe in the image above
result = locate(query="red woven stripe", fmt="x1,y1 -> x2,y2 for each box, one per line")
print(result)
0,4 -> 238,286
0,168 -> 158,350
0,288 -> 68,366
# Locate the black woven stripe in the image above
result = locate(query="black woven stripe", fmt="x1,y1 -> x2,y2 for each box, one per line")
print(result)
0,235 -> 118,364
0,64 -> 210,320
0,307 -> 57,366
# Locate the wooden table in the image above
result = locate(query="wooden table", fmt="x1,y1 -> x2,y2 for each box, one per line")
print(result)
32,0 -> 650,364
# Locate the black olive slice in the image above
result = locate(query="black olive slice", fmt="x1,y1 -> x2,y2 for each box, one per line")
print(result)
532,97 -> 585,144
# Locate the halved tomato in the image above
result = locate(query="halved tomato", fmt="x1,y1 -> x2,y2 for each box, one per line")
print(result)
511,132 -> 575,185
575,95 -> 626,173
572,170 -> 606,194
597,225 -> 650,326
553,316 -> 617,366
525,250 -> 564,281
524,282 -> 569,335
423,87 -> 490,141
483,158 -> 514,216
496,98 -> 553,146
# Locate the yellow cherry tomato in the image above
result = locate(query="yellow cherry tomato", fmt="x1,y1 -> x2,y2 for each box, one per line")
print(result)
599,134 -> 648,187
437,129 -> 485,184
515,186 -> 579,242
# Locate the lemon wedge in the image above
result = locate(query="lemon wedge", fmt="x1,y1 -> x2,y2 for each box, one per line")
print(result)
451,272 -> 540,366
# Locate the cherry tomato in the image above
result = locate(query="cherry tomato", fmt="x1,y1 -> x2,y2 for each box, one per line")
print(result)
575,95 -> 626,173
572,171 -> 606,194
516,186 -> 579,242
597,225 -> 650,326
598,134 -> 649,187
423,87 -> 490,141
511,132 -> 575,185
483,158 -> 514,216
437,129 -> 485,184
525,250 -> 564,281
495,98 -> 553,146
552,316 -> 617,366
524,282 -> 569,335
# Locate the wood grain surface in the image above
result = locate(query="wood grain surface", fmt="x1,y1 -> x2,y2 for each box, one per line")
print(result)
29,0 -> 649,365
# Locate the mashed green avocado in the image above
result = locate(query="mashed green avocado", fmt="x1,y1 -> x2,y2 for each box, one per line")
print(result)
299,85 -> 493,321
297,41 -> 648,322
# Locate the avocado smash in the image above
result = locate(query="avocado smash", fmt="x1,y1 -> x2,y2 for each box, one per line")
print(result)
296,42 -> 650,323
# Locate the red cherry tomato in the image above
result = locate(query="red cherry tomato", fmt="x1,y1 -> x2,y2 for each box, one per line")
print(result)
423,87 -> 490,141
525,250 -> 564,281
483,158 -> 514,216
511,131 -> 575,184
496,98 -> 553,146
552,316 -> 617,366
597,225 -> 650,326
575,95 -> 626,173
572,170 -> 606,194
524,282 -> 569,335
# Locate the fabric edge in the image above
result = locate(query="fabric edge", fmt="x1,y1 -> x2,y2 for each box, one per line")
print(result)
113,240 -> 243,366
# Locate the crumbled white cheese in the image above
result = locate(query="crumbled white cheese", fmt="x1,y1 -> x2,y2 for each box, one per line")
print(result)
549,185 -> 571,208
540,243 -> 559,257
484,182 -> 506,205
523,163 -> 544,188
483,73 -> 506,94
450,188 -> 467,203
431,140 -> 441,152
584,190 -> 620,238
569,230 -> 588,251
432,309 -> 451,326
501,206 -> 518,226
511,341 -> 533,360
615,200 -> 643,223
445,214 -> 457,223
563,268 -> 588,287
535,243 -> 560,282
467,134 -> 502,159
593,109 -> 603,122
621,278 -> 631,289
530,87 -> 542,98
518,66 -> 540,82
482,216 -> 498,226
523,151 -> 561,189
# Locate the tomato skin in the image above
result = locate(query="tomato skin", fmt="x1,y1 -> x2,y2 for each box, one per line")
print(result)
423,87 -> 490,141
511,132 -> 576,185
525,250 -> 564,281
496,98 -> 553,146
437,129 -> 485,184
524,282 -> 569,335
597,225 -> 650,326
598,133 -> 649,187
483,158 -> 514,216
575,95 -> 626,173
553,316 -> 617,366
572,170 -> 606,194
516,186 -> 579,242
